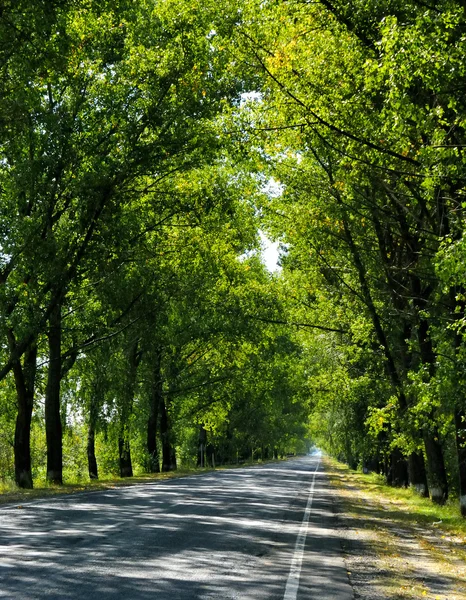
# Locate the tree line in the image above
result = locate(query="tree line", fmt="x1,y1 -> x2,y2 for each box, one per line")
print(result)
1,0 -> 466,517
241,0 -> 466,514
0,0 -> 311,490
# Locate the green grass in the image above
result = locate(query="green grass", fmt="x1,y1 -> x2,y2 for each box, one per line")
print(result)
324,456 -> 466,599
325,456 -> 466,538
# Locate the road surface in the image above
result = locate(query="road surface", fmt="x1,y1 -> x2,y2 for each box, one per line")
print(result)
0,454 -> 353,599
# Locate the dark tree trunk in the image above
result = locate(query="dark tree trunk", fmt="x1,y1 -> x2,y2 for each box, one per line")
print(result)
451,293 -> 466,516
343,200 -> 430,494
423,430 -> 448,504
11,343 -> 37,489
45,302 -> 63,485
415,310 -> 449,504
118,434 -> 133,477
160,396 -> 176,471
373,207 -> 434,496
147,350 -> 162,473
407,450 -> 429,497
388,448 -> 409,487
198,425 -> 207,467
85,362 -> 106,481
87,422 -> 98,480
118,340 -> 140,478
14,396 -> 34,489
170,445 -> 177,470
87,387 -> 100,480
455,409 -> 466,517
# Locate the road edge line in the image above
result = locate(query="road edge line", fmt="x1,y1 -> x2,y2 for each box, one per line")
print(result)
283,457 -> 321,600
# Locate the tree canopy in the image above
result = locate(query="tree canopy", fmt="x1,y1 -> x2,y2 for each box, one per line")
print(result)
1,0 -> 466,517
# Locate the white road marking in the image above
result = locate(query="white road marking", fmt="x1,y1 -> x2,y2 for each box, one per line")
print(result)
283,458 -> 321,600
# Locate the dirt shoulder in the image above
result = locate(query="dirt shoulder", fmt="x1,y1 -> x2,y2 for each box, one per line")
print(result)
324,456 -> 466,600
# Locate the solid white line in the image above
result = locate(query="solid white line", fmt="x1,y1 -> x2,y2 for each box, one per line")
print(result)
283,458 -> 321,600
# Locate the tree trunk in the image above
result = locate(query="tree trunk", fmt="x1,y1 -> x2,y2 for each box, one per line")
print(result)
147,350 -> 162,473
388,448 -> 408,487
414,312 -> 449,504
118,340 -> 140,478
199,443 -> 205,467
407,450 -> 429,497
45,302 -> 63,485
160,396 -> 176,471
87,386 -> 100,480
451,293 -> 466,516
11,343 -> 37,489
455,409 -> 466,517
170,445 -> 177,470
423,430 -> 448,504
198,425 -> 207,467
87,422 -> 98,480
118,433 -> 133,477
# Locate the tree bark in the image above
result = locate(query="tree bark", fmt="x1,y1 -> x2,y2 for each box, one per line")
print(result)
118,340 -> 140,478
87,386 -> 100,480
87,421 -> 98,480
407,451 -> 429,497
198,425 -> 207,467
388,448 -> 408,487
414,305 -> 449,503
451,292 -> 466,516
455,409 -> 466,516
160,395 -> 176,471
372,208 -> 430,495
11,343 -> 37,489
147,350 -> 162,473
118,433 -> 133,477
45,302 -> 63,485
170,444 -> 177,471
423,430 -> 448,504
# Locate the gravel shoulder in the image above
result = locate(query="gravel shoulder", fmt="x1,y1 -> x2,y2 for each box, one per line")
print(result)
324,456 -> 466,600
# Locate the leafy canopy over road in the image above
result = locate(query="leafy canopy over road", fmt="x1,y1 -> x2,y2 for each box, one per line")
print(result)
1,0 -> 466,517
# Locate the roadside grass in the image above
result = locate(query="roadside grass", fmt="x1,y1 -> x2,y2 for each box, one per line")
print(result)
324,456 -> 466,540
324,455 -> 466,600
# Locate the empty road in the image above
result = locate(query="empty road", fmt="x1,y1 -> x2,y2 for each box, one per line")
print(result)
0,454 -> 353,599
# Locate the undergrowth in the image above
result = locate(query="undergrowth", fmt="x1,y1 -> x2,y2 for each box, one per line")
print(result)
324,455 -> 466,545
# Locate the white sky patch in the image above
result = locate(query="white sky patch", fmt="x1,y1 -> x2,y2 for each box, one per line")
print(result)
262,177 -> 284,198
258,177 -> 284,273
240,91 -> 262,106
260,231 -> 281,273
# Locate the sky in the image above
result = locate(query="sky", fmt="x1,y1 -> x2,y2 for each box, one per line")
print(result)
260,232 -> 281,272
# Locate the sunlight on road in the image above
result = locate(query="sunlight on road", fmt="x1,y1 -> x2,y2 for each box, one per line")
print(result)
0,457 -> 351,599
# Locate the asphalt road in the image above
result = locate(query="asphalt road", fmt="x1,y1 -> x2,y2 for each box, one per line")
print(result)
0,453 -> 353,599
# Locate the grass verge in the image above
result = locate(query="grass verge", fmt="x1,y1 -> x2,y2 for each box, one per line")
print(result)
324,455 -> 466,600
324,455 -> 466,539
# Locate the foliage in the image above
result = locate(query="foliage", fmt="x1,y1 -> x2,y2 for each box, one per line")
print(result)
1,0 -> 466,518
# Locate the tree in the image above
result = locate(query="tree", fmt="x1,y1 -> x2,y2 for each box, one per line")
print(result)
237,0 -> 466,507
0,0 -> 253,487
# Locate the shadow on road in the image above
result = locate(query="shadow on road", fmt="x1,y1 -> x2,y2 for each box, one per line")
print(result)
0,460 -> 349,599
